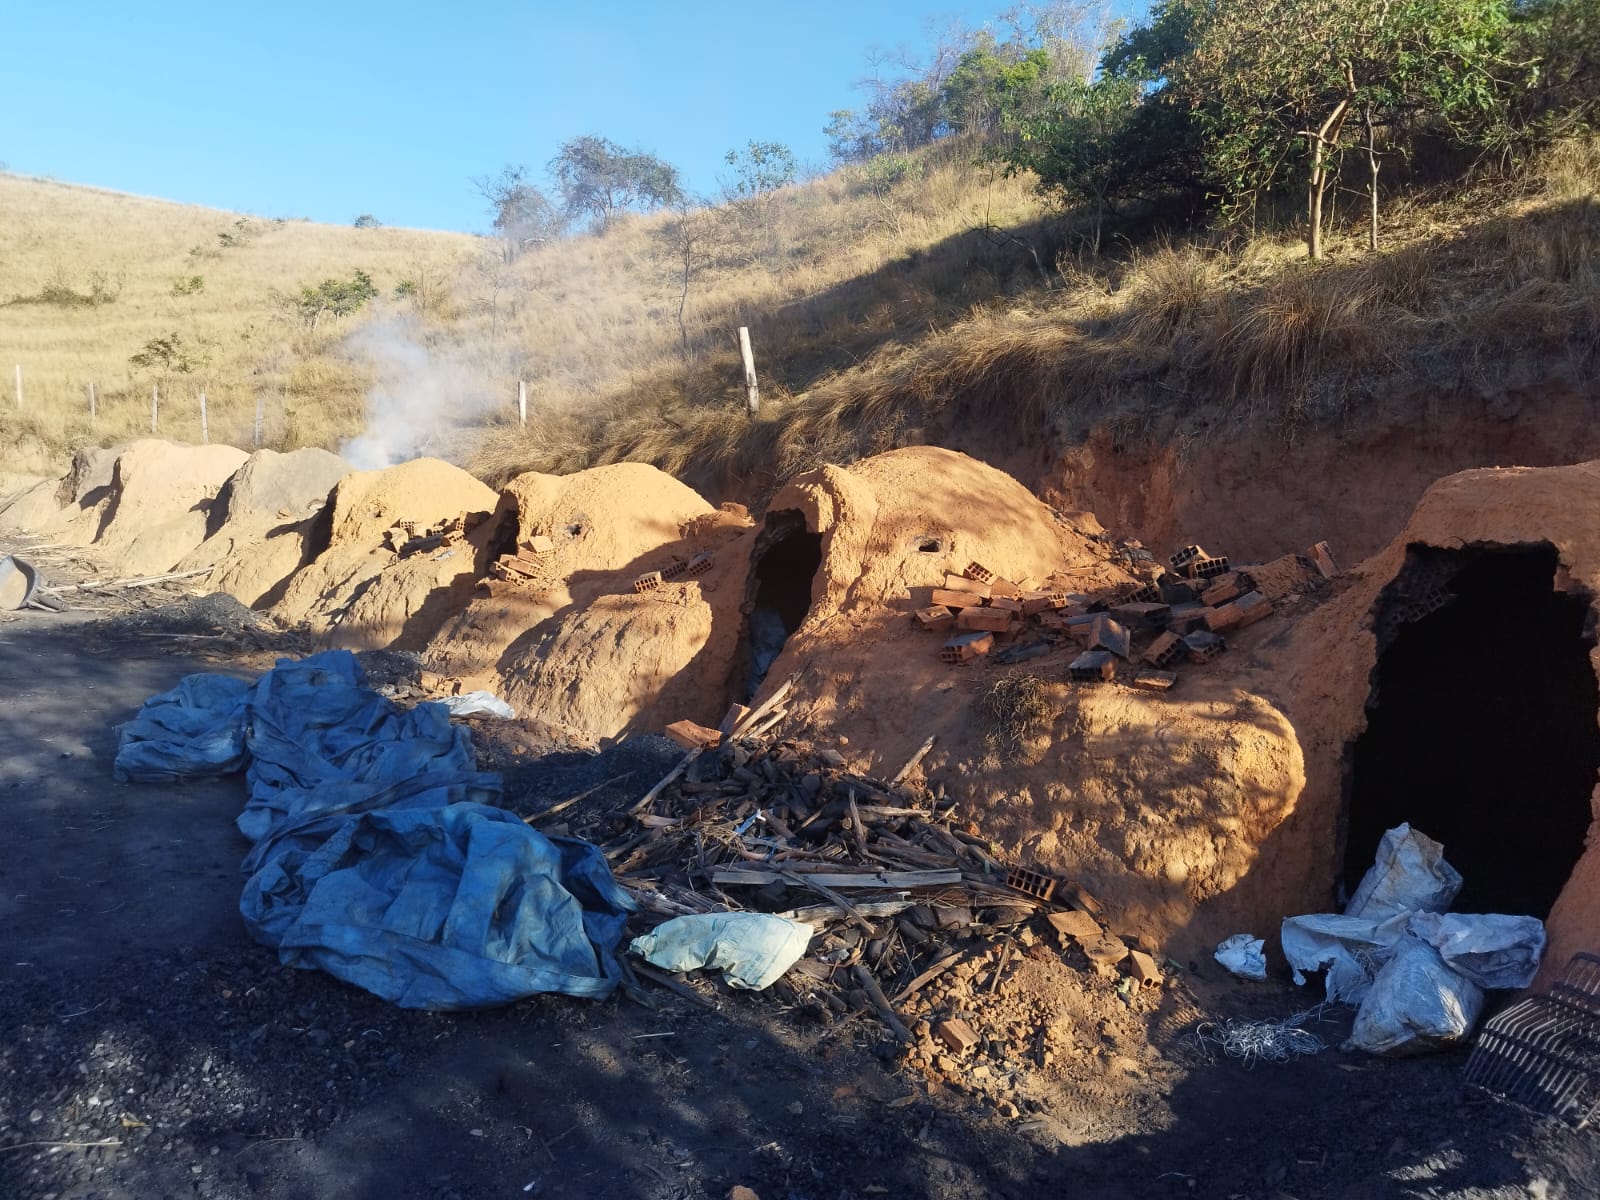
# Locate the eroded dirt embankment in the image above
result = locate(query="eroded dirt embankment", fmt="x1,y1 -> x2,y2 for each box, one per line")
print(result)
1037,381 -> 1600,565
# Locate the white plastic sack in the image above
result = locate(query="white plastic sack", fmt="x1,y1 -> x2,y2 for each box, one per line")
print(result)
1346,823 -> 1462,921
630,912 -> 812,990
1405,912 -> 1546,991
1280,912 -> 1409,1004
1214,934 -> 1268,981
441,692 -> 516,719
1345,936 -> 1484,1057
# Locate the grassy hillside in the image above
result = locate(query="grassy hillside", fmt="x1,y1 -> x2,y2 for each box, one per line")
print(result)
0,147 -> 1049,473
0,175 -> 478,465
2,135 -> 1595,498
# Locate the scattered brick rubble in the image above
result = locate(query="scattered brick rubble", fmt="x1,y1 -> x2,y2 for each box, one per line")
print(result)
381,510 -> 489,558
912,543 -> 1339,690
490,533 -> 557,586
634,551 -> 715,593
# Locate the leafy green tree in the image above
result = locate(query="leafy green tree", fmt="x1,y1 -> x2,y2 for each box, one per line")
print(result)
943,32 -> 1055,140
290,270 -> 378,331
823,108 -> 882,163
129,332 -> 209,375
1510,0 -> 1600,139
1006,74 -> 1144,254
353,214 -> 383,229
723,141 -> 797,201
1180,0 -> 1516,258
549,136 -> 682,232
471,164 -> 564,262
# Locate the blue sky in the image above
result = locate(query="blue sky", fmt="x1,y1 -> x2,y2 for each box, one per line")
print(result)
2,1 -> 1147,233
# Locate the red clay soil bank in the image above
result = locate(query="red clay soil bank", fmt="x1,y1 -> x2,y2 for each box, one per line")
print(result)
10,437 -> 1594,979
427,462 -> 752,741
1041,381 -> 1600,565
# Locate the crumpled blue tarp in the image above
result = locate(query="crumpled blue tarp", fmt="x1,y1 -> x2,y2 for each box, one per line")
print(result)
113,650 -> 634,1009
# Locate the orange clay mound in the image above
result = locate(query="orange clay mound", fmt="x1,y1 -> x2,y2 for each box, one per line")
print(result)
176,448 -> 350,607
723,448 -> 1308,949
0,477 -> 65,533
78,441 -> 250,575
428,462 -> 751,740
270,457 -> 496,648
0,445 -> 123,536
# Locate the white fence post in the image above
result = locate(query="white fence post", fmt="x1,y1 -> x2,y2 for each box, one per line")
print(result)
737,327 -> 760,416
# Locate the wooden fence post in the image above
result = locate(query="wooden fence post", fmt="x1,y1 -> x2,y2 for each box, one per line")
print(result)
518,379 -> 527,427
88,382 -> 97,424
151,384 -> 159,433
737,327 -> 759,417
199,391 -> 208,444
255,394 -> 264,448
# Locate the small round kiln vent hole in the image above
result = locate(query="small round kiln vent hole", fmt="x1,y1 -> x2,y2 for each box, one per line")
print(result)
1344,543 -> 1600,917
917,537 -> 942,554
744,516 -> 822,698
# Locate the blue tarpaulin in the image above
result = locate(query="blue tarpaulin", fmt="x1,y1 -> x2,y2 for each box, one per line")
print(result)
114,650 -> 634,1009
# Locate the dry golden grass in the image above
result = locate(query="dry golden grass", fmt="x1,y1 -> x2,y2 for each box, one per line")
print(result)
0,143 -> 1045,474
473,136 -> 1598,497
4,134 -> 1596,496
0,174 -> 479,468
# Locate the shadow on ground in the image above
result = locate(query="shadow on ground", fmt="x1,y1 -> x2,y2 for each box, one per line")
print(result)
0,610 -> 1593,1200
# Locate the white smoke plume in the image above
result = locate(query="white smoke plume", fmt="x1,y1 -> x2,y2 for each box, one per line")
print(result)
339,315 -> 498,470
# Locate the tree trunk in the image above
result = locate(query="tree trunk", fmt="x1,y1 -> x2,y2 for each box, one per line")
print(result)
676,261 -> 691,360
1305,96 -> 1353,261
1365,106 -> 1380,252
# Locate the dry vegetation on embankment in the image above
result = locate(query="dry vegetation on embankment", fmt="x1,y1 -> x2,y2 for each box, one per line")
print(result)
2,139 -> 1597,495
479,137 -> 1600,501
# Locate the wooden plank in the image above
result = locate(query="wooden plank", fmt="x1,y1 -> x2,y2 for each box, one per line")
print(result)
890,735 -> 935,783
778,900 -> 915,925
854,964 -> 913,1043
711,867 -> 961,888
890,949 -> 963,1003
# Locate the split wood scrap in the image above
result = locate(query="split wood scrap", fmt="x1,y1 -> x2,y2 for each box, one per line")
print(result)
606,689 -> 1098,1042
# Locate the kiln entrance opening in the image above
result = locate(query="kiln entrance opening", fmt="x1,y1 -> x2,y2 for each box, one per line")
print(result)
1344,544 -> 1600,917
742,512 -> 822,699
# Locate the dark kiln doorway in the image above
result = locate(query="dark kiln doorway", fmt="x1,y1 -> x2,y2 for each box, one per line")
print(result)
740,512 -> 822,700
1344,544 -> 1600,917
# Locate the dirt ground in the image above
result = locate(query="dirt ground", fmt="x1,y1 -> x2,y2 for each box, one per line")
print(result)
2,597 -> 1598,1200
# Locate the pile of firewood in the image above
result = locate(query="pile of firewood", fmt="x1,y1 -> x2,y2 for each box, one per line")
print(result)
549,678 -> 1142,1038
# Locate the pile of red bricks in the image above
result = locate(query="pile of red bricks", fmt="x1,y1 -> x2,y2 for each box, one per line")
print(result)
912,542 -> 1337,691
383,510 -> 490,558
489,533 -> 557,585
